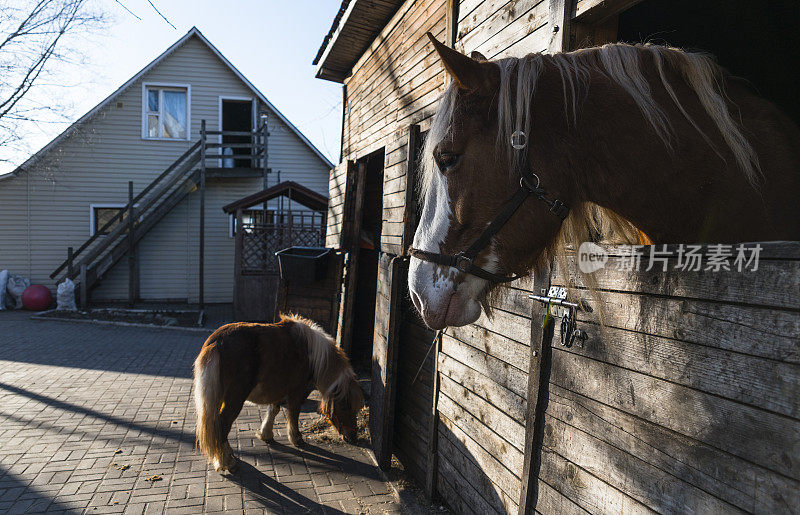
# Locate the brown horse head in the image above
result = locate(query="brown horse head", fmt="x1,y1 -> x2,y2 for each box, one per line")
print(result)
320,377 -> 364,444
409,35 -> 568,329
409,34 -> 798,329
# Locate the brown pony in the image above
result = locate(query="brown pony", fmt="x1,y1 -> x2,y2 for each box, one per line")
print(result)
193,314 -> 364,472
409,34 -> 800,329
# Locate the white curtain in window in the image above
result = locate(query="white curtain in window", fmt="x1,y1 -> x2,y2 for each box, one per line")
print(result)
162,90 -> 187,139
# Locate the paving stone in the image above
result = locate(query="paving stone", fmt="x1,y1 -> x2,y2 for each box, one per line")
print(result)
0,311 -> 404,514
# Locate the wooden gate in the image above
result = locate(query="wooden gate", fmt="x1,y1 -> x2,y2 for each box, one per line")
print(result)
223,181 -> 329,322
234,212 -> 326,321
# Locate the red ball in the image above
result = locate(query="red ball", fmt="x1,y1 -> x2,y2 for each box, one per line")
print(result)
22,284 -> 53,311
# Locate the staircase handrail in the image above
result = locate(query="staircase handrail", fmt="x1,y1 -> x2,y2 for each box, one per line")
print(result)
50,140 -> 201,279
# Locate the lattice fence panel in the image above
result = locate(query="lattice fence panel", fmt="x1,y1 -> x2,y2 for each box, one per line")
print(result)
240,223 -> 325,274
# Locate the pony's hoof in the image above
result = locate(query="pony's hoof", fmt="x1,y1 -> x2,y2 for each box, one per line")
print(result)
290,437 -> 305,448
213,455 -> 239,473
255,431 -> 275,444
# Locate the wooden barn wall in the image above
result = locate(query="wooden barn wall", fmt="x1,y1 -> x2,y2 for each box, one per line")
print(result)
325,161 -> 347,248
531,243 -> 800,513
434,280 -> 535,514
428,243 -> 800,514
455,0 -> 555,58
326,0 -> 448,254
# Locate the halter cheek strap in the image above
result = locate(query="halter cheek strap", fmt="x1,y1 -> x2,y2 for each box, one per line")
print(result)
408,133 -> 569,283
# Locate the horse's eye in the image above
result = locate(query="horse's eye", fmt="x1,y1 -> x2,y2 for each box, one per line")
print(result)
435,152 -> 461,173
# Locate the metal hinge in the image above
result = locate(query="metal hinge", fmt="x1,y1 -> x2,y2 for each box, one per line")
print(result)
529,286 -> 587,348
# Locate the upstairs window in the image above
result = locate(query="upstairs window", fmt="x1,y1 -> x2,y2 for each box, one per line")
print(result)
143,84 -> 190,140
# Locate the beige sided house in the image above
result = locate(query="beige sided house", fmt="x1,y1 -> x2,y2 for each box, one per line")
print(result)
0,27 -> 332,305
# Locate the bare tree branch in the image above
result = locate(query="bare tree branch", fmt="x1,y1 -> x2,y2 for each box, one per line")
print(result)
0,0 -> 106,169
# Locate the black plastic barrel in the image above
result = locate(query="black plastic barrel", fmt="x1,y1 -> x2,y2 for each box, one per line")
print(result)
275,246 -> 332,283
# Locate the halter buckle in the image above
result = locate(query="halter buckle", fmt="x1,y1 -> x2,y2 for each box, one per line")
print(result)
454,253 -> 473,273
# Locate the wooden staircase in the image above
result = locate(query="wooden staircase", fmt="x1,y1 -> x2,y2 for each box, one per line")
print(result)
50,120 -> 268,306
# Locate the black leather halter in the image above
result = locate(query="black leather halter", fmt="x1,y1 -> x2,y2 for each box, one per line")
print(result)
408,133 -> 569,283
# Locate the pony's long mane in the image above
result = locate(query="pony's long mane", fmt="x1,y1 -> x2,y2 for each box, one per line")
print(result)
420,42 -> 761,261
281,313 -> 359,410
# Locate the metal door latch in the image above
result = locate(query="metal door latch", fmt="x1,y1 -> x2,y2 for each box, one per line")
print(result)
529,287 -> 587,348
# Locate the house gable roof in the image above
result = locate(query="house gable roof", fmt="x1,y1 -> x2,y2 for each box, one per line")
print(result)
5,26 -> 333,179
222,181 -> 328,213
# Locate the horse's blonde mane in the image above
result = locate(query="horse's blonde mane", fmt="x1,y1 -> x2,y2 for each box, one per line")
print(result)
282,313 -> 356,402
419,42 -> 762,254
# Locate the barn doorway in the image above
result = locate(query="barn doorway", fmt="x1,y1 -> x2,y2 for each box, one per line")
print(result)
613,0 -> 799,126
350,148 -> 385,369
220,98 -> 254,168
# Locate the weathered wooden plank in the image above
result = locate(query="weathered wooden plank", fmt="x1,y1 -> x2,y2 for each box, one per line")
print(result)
539,447 -> 654,514
545,413 -> 743,513
546,384 -> 800,513
551,347 -> 800,480
425,330 -> 441,500
519,262 -> 552,514
458,0 -> 550,59
370,253 -> 403,469
557,288 -> 800,364
553,319 -> 800,418
438,421 -> 518,513
447,319 -> 531,371
573,0 -> 643,23
441,332 -> 529,398
440,411 -> 522,505
437,390 -> 525,474
553,252 -> 800,310
436,456 -> 482,515
438,352 -> 526,421
439,373 -> 526,451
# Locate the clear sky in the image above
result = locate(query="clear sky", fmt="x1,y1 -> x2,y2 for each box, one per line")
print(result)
0,0 -> 343,174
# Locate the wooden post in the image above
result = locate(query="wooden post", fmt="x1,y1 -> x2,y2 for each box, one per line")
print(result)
338,161 -> 366,354
445,0 -> 459,47
79,264 -> 87,310
67,247 -> 74,279
127,180 -> 136,308
199,119 -> 207,310
401,125 -> 420,253
425,330 -> 442,502
518,264 -> 554,514
547,0 -> 571,53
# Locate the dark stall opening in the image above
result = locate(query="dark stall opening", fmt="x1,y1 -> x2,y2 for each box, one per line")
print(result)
351,148 -> 385,370
616,0 -> 800,126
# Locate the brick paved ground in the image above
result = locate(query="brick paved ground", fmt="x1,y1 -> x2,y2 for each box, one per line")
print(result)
0,310 -> 403,514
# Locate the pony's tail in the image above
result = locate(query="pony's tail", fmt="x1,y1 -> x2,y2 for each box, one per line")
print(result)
193,343 -> 223,468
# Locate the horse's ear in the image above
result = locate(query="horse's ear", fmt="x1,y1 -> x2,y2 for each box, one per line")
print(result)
470,50 -> 488,61
426,32 -> 497,92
